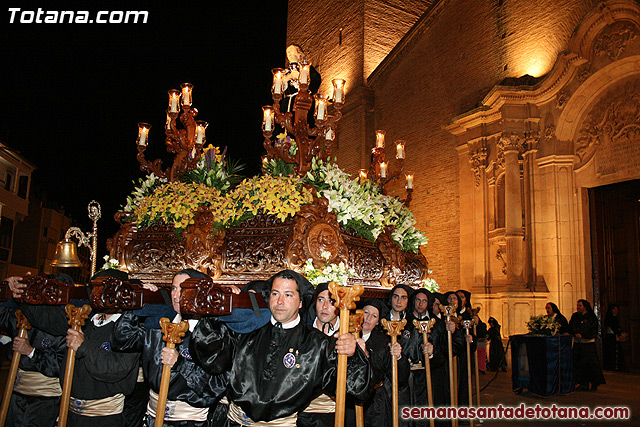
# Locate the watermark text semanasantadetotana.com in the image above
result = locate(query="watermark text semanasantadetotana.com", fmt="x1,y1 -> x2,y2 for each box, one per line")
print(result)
402,404 -> 630,421
8,8 -> 148,24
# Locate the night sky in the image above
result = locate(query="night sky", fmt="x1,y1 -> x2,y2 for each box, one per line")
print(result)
4,1 -> 289,252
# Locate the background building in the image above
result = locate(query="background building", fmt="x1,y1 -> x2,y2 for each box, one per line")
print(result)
0,141 -> 36,278
287,0 -> 640,366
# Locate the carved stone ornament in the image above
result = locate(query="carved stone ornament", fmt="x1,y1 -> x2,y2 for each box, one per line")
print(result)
556,91 -> 570,110
496,133 -> 524,168
576,79 -> 640,163
285,196 -> 348,270
496,247 -> 507,275
593,21 -> 638,61
468,145 -> 488,187
578,69 -> 592,83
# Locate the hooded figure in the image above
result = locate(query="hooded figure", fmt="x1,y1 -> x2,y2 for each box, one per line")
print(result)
408,288 -> 432,322
387,284 -> 415,321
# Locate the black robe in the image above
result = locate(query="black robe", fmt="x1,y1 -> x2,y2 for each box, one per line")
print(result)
17,304 -> 140,427
603,311 -> 626,371
360,328 -> 409,427
112,311 -> 228,410
191,317 -> 372,423
0,304 -> 66,427
569,311 -> 606,387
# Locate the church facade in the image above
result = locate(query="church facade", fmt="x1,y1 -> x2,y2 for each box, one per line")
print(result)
287,0 -> 640,363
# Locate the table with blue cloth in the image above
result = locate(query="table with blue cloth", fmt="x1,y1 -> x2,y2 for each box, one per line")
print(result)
511,334 -> 575,396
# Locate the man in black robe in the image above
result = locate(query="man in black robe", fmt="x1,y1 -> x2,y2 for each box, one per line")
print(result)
569,299 -> 606,391
190,270 -> 371,426
9,270 -> 140,426
0,287 -> 66,427
113,269 -> 229,426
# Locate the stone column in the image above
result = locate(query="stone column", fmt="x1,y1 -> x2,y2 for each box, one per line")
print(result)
500,134 -> 525,285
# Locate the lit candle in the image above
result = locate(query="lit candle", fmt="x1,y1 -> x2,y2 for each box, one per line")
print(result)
315,95 -> 327,121
375,130 -> 386,149
181,83 -> 193,106
299,63 -> 310,85
325,127 -> 335,141
262,106 -> 274,131
195,121 -> 208,145
272,68 -> 285,94
406,172 -> 414,189
262,156 -> 269,168
168,89 -> 180,113
332,79 -> 345,103
396,140 -> 405,159
359,169 -> 367,184
137,123 -> 151,146
380,162 -> 387,178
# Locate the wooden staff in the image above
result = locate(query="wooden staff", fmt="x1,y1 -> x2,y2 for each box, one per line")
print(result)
381,318 -> 406,427
59,304 -> 91,427
413,318 -> 436,427
462,320 -> 474,427
0,310 -> 31,425
328,282 -> 364,427
155,317 -> 189,427
472,307 -> 481,407
443,305 -> 458,427
349,310 -> 365,427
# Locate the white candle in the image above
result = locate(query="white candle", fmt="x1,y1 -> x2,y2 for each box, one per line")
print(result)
375,130 -> 386,149
262,106 -> 274,131
137,123 -> 151,146
272,69 -> 284,94
359,169 -> 367,184
396,140 -> 405,159
332,79 -> 345,103
181,83 -> 193,106
315,96 -> 326,120
380,162 -> 387,178
299,64 -> 310,85
406,173 -> 414,189
195,121 -> 207,145
168,89 -> 180,113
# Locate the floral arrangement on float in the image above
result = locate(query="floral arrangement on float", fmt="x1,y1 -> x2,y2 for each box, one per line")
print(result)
123,145 -> 427,253
302,251 -> 355,288
526,315 -> 560,335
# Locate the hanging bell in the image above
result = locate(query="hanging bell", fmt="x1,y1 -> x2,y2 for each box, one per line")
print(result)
51,238 -> 83,268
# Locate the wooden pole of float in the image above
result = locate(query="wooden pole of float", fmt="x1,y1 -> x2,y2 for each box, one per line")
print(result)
59,304 -> 92,427
381,318 -> 406,427
350,310 -> 365,427
444,305 -> 458,427
0,310 -> 31,425
463,320 -> 474,427
155,317 -> 189,427
413,318 -> 436,427
329,282 -> 364,427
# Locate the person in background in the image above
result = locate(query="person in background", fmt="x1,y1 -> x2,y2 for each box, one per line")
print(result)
545,302 -> 570,335
570,299 -> 606,391
487,317 -> 507,372
603,304 -> 627,372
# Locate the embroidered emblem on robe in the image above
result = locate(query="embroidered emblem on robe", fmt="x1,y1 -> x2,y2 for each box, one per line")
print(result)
283,352 -> 296,368
180,348 -> 192,360
100,342 -> 111,351
42,338 -> 51,349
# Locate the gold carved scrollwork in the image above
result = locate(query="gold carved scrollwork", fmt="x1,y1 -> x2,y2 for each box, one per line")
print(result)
286,196 -> 348,270
593,22 -> 638,61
